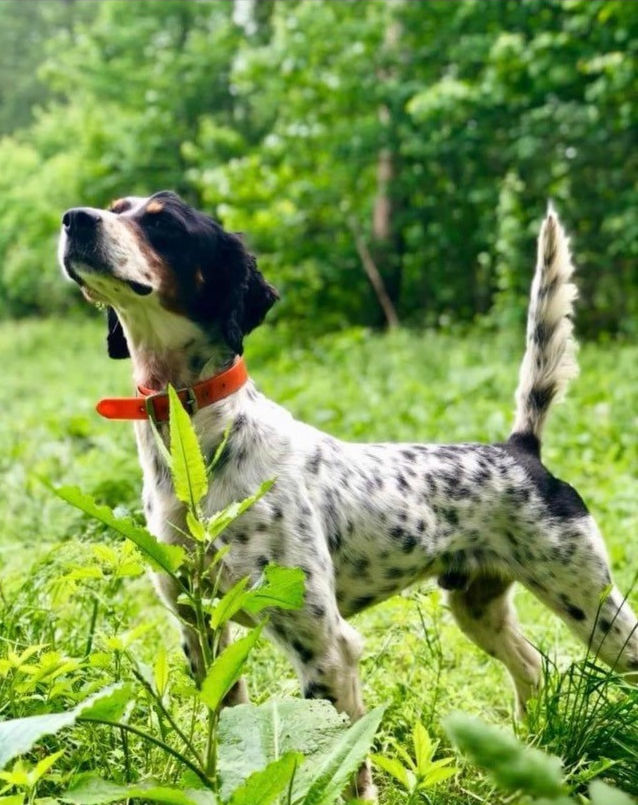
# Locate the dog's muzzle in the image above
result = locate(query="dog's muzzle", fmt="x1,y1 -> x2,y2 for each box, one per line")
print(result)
60,207 -> 110,280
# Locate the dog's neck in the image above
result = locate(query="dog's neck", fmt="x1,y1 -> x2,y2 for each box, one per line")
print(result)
130,341 -> 237,391
112,302 -> 237,390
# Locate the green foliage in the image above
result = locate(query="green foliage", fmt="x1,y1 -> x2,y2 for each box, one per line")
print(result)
0,369 -> 384,805
168,384 -> 209,509
226,753 -> 301,805
52,485 -> 185,574
445,712 -> 638,804
372,721 -> 457,801
444,713 -> 565,798
1,318 -> 636,804
526,658 -> 638,794
0,684 -> 130,767
0,0 -> 636,335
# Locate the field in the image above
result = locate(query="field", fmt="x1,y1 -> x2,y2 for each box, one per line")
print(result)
1,316 -> 636,804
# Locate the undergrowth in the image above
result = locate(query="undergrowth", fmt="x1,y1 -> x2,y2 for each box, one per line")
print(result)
0,317 -> 636,804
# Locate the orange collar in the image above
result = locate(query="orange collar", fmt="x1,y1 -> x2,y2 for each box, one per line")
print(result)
96,358 -> 249,422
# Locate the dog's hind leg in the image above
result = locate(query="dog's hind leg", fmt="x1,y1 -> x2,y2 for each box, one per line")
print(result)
521,515 -> 638,679
445,574 -> 542,716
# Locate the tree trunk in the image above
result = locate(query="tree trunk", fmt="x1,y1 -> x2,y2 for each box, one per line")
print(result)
371,9 -> 403,326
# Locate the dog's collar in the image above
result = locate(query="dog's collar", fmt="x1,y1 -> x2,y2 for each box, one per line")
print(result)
96,358 -> 249,422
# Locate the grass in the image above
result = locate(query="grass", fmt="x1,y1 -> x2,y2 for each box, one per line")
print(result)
0,316 -> 636,803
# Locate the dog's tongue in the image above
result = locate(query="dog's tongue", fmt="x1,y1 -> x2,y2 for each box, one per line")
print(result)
126,280 -> 153,296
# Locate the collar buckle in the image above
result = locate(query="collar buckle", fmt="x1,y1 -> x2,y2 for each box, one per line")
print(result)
143,391 -> 163,425
182,387 -> 199,416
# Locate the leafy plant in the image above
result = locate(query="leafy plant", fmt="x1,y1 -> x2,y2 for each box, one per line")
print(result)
444,712 -> 637,805
526,655 -> 638,796
0,384 -> 386,803
371,720 -> 457,803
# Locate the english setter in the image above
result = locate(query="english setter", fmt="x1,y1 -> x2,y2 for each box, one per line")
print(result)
59,192 -> 638,801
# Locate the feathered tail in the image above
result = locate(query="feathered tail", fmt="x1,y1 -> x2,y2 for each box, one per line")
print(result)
511,207 -> 579,445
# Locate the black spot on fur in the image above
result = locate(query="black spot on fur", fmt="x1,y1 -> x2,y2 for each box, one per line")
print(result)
352,556 -> 370,573
304,682 -> 336,703
389,525 -> 402,540
310,604 -> 326,618
567,605 -> 586,621
438,571 -> 469,590
560,594 -> 586,621
257,555 -> 269,568
598,618 -> 612,634
505,434 -> 589,519
402,534 -> 418,553
292,640 -> 314,663
352,595 -> 375,611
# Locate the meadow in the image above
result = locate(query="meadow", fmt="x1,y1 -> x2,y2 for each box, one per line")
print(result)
0,316 -> 636,804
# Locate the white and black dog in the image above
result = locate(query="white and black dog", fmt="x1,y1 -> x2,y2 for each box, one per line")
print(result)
59,192 -> 637,800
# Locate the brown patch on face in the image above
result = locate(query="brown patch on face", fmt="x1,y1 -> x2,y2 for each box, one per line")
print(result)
146,199 -> 164,214
109,198 -> 132,214
122,217 -> 186,313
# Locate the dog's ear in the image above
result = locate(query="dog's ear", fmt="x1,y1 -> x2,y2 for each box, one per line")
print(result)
213,233 -> 279,355
106,307 -> 130,359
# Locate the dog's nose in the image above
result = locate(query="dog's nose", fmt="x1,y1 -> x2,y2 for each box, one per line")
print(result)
62,208 -> 101,234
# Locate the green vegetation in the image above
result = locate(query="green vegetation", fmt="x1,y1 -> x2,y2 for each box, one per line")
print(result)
1,317 -> 636,803
0,0 -> 636,335
1,0 -> 636,800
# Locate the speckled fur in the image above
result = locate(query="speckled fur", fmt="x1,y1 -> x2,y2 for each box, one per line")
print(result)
60,197 -> 638,803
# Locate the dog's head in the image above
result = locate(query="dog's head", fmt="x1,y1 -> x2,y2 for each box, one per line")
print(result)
58,191 -> 278,359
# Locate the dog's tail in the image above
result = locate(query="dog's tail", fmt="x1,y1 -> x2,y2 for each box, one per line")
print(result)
510,207 -> 578,448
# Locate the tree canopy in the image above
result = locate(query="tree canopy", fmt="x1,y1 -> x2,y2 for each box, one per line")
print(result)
0,0 -> 635,336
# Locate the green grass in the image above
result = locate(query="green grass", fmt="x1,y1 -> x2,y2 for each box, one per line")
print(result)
0,316 -> 636,804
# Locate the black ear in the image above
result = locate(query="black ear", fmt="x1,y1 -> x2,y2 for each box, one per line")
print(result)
215,234 -> 279,355
106,307 -> 130,359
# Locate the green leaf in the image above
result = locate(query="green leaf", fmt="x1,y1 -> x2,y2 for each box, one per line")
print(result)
62,774 -> 217,805
168,384 -> 208,508
200,625 -> 263,712
412,721 -> 434,774
209,564 -> 305,629
217,698 -> 350,801
205,480 -> 274,540
370,754 -> 413,791
589,780 -> 636,805
186,510 -> 206,543
31,749 -> 65,784
210,577 -> 250,630
301,706 -> 386,805
444,713 -> 564,798
0,684 -> 132,769
420,762 -> 457,788
51,486 -> 184,575
242,564 -> 306,615
228,752 -> 302,805
154,646 -> 169,698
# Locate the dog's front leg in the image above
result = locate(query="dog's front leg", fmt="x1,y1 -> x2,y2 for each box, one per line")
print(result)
270,606 -> 377,802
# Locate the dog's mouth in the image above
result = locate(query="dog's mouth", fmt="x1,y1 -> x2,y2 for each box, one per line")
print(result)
125,279 -> 153,296
63,247 -> 153,298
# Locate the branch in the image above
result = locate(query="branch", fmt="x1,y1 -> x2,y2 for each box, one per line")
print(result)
349,218 -> 400,329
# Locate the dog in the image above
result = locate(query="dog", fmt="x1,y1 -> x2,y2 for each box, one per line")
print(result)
59,192 -> 638,801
